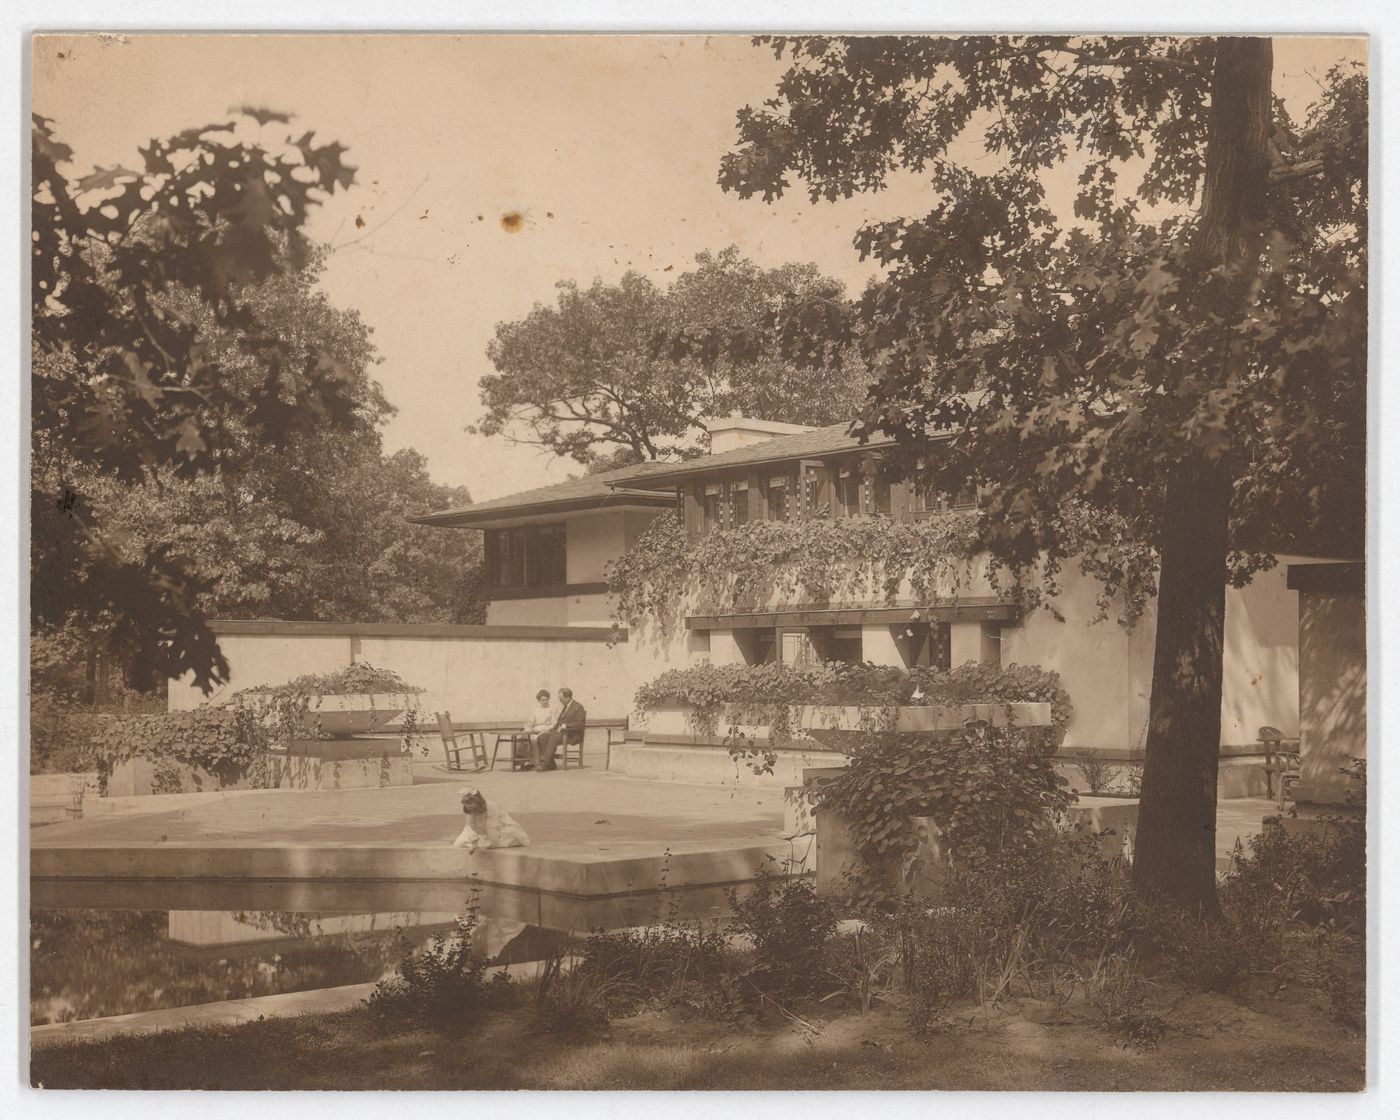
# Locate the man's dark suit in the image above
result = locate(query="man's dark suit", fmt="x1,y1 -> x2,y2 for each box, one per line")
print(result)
535,699 -> 586,771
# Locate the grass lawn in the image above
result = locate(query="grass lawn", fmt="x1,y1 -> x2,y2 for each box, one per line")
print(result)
31,980 -> 1364,1091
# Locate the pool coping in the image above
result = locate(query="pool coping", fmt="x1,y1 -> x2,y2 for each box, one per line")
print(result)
29,960 -> 551,1051
30,833 -> 813,897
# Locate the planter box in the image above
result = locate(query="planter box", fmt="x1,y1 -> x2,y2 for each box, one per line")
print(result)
298,693 -> 416,737
812,797 -> 1139,895
105,751 -> 413,796
641,701 -> 1052,748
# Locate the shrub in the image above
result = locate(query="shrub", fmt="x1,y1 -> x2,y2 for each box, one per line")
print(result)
635,660 -> 1071,774
366,906 -> 514,1030
530,950 -> 621,1038
1072,750 -> 1119,795
726,866 -> 838,1005
574,923 -> 729,1015
816,722 -> 1075,903
886,903 -> 978,1031
81,706 -> 276,793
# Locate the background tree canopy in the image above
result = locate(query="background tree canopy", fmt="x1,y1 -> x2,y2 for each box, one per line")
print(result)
475,246 -> 866,466
714,35 -> 1366,908
32,111 -> 483,695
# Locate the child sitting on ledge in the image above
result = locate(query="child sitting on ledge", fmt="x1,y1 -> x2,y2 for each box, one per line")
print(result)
452,788 -> 529,853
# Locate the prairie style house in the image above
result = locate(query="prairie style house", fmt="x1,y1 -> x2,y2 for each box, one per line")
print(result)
415,416 -> 1306,772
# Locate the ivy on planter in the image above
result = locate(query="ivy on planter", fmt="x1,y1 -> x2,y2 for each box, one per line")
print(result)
634,661 -> 1071,774
815,722 -> 1075,901
228,662 -> 426,755
81,663 -> 430,792
83,706 -> 275,794
606,513 -> 984,638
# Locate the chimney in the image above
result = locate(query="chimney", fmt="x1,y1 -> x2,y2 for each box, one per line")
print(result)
705,414 -> 816,456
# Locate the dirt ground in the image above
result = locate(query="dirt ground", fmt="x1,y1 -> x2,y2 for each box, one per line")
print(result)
31,978 -> 1364,1091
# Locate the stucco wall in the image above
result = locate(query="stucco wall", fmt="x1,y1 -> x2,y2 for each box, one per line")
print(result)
170,624 -> 638,723
1296,587 -> 1365,800
624,556 -> 1302,755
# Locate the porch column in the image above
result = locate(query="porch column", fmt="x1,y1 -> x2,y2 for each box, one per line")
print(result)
1287,563 -> 1365,810
860,624 -> 903,668
950,621 -> 1001,667
708,629 -> 745,667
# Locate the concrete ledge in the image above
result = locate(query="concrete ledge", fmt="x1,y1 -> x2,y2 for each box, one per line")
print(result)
31,837 -> 799,898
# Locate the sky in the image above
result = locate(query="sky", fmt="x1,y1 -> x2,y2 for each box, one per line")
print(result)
31,33 -> 1366,502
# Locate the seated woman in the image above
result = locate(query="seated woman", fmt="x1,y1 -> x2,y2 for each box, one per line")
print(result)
520,688 -> 559,770
452,788 -> 529,852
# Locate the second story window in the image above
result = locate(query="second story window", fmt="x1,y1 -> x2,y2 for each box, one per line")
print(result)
836,468 -> 861,516
869,473 -> 892,516
765,475 -> 790,521
701,484 -> 724,531
730,480 -> 751,526
485,523 -> 567,590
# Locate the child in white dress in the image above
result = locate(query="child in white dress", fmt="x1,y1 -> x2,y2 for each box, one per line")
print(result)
452,788 -> 529,852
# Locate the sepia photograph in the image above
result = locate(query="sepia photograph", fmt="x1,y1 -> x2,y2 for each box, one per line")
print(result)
23,22 -> 1374,1096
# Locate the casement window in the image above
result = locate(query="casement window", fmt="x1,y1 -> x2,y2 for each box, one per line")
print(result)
700,483 -> 725,531
737,628 -> 777,665
765,475 -> 790,521
730,480 -> 751,526
808,625 -> 864,665
893,620 -> 952,670
484,523 -> 567,590
836,466 -> 862,516
913,463 -> 978,514
868,473 -> 893,516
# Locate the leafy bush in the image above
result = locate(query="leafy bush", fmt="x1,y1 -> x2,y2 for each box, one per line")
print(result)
367,906 -> 514,1030
574,923 -> 729,1015
726,867 -> 838,1004
635,660 -> 1071,773
816,722 -> 1074,898
530,950 -> 622,1038
1072,750 -> 1120,795
81,706 -> 276,793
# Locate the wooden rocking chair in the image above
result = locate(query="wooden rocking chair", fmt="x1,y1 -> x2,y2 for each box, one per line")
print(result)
436,712 -> 487,772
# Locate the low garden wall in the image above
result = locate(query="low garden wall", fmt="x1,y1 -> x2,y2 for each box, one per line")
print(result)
105,752 -> 413,797
168,620 -> 637,726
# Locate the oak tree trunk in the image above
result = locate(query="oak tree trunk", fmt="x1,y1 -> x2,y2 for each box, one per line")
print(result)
1131,37 -> 1272,910
1132,460 -> 1232,910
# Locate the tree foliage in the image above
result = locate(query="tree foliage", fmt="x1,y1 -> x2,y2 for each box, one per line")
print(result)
32,113 -> 486,693
32,110 -> 362,689
715,35 -> 1366,908
476,247 -> 865,465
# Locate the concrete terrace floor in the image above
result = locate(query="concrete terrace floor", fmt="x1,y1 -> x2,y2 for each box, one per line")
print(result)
28,761 -> 815,912
30,757 -> 1278,887
32,763 -> 788,853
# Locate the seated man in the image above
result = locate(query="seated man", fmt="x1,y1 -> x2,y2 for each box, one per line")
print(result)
452,788 -> 529,852
534,687 -> 586,772
520,688 -> 558,770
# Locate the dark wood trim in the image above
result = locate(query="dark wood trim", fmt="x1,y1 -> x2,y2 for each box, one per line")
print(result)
685,600 -> 1020,630
485,581 -> 610,601
1286,562 -> 1364,594
208,620 -> 623,642
409,492 -> 675,528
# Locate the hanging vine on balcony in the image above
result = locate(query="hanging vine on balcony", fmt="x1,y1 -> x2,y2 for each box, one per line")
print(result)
605,511 -> 988,636
606,500 -> 1171,640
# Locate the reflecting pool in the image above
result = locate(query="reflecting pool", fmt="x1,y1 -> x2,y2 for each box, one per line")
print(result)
30,877 -> 738,1025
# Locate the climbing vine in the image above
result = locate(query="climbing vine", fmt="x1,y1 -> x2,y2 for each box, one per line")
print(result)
634,661 -> 1071,774
606,512 -> 985,637
607,504 -> 1174,640
815,723 -> 1075,900
81,663 -> 429,792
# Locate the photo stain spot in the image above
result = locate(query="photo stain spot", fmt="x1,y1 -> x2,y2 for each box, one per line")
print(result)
500,211 -> 525,233
354,214 -> 365,229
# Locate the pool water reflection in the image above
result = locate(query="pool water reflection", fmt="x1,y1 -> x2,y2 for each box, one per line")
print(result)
30,878 -> 738,1026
